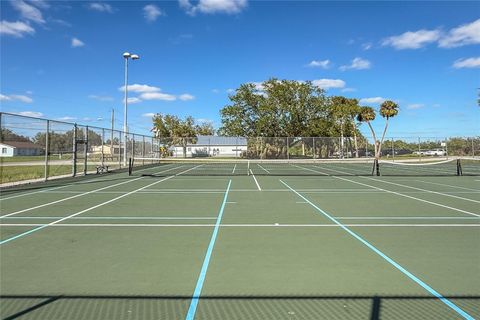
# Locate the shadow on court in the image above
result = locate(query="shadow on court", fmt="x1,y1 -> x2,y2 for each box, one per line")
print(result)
1,294 -> 478,319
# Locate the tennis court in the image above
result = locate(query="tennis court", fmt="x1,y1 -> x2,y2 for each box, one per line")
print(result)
1,159 -> 479,319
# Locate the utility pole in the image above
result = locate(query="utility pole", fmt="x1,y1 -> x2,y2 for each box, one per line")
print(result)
111,108 -> 114,157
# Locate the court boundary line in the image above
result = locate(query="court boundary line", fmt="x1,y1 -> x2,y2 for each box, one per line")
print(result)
1,223 -> 478,228
185,180 -> 232,320
279,179 -> 474,320
250,170 -> 262,191
414,180 -> 479,192
0,165 -> 183,218
0,165 -> 203,245
307,165 -> 480,217
361,177 -> 480,204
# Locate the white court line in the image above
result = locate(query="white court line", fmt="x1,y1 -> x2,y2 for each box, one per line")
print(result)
257,164 -> 271,174
361,177 -> 480,204
414,180 -> 479,192
0,165 -> 204,245
232,164 -> 236,174
250,169 -> 262,191
0,216 -> 218,220
1,223 -> 478,228
0,184 -> 71,201
334,216 -> 480,220
0,165 -> 183,218
307,165 -> 480,217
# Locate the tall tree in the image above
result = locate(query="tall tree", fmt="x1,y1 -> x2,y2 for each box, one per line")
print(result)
152,114 -> 198,158
357,100 -> 400,160
329,96 -> 361,158
196,122 -> 215,135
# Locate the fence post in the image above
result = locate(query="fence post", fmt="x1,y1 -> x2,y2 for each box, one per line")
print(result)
142,135 -> 145,165
101,128 -> 105,167
72,124 -> 77,177
391,138 -> 394,162
119,132 -> 122,168
312,137 -> 316,159
44,120 -> 50,181
83,126 -> 88,175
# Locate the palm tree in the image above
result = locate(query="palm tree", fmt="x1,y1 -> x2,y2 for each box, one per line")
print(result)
378,100 -> 399,158
357,106 -> 377,157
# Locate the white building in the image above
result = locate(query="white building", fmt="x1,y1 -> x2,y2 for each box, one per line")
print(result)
0,141 -> 44,157
172,136 -> 247,158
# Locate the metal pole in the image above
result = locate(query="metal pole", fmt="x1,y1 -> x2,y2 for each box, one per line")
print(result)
72,124 -> 77,177
44,120 -> 49,181
123,57 -> 129,167
142,135 -> 145,165
84,126 -> 88,175
119,132 -> 122,168
101,128 -> 105,167
111,108 -> 114,161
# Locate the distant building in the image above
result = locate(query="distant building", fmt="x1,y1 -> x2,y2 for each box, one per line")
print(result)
90,145 -> 123,155
0,141 -> 44,157
172,136 -> 247,158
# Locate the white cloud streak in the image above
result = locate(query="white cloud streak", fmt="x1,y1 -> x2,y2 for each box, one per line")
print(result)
143,4 -> 164,22
439,19 -> 480,48
16,111 -> 43,117
180,0 -> 247,15
10,0 -> 45,24
453,57 -> 480,69
139,92 -> 177,101
0,20 -> 35,37
312,79 -> 346,89
71,37 -> 85,47
1,93 -> 33,103
340,57 -> 371,71
382,29 -> 441,49
179,94 -> 195,101
407,103 -> 424,110
88,3 -> 114,13
307,59 -> 330,69
88,95 -> 114,101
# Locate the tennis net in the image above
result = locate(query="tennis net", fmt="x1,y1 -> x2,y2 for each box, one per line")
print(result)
128,157 -> 479,177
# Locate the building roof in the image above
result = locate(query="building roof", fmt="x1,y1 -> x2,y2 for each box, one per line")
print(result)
189,136 -> 247,146
0,141 -> 44,149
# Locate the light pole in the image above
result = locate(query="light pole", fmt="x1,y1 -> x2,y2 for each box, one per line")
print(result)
123,52 -> 139,166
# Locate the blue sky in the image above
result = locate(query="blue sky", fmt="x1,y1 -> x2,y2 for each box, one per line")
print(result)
1,0 -> 479,139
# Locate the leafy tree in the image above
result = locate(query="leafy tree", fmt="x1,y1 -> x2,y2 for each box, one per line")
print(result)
329,96 -> 361,157
196,122 -> 215,135
152,114 -> 197,158
0,128 -> 31,142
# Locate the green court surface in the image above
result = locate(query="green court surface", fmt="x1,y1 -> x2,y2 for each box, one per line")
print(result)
0,165 -> 479,319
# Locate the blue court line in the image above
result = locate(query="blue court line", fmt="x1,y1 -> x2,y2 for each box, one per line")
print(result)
185,180 -> 232,320
0,225 -> 49,245
279,180 -> 474,320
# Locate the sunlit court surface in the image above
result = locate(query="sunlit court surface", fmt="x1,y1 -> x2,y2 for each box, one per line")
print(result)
1,0 -> 480,319
1,158 -> 479,319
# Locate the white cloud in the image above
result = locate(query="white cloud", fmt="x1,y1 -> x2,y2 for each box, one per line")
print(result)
439,19 -> 480,48
10,0 -> 45,24
0,94 -> 12,101
71,37 -> 85,47
360,97 -> 386,104
179,93 -> 195,101
124,97 -> 142,104
251,82 -> 265,91
341,88 -> 357,93
307,59 -> 330,69
312,79 -> 346,90
340,57 -> 371,71
1,94 -> 33,103
88,2 -> 113,13
453,57 -> 480,69
88,94 -> 114,101
226,88 -> 235,94
143,4 -> 164,22
362,42 -> 372,50
142,113 -> 156,118
0,20 -> 35,37
16,111 -> 43,117
10,95 -> 33,103
382,29 -> 441,49
119,84 -> 161,93
28,0 -> 50,9
180,0 -> 247,15
407,103 -> 424,110
139,92 -> 176,101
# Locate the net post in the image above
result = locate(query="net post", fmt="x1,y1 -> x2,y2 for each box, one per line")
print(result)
456,159 -> 462,176
371,159 -> 380,176
128,157 -> 133,176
